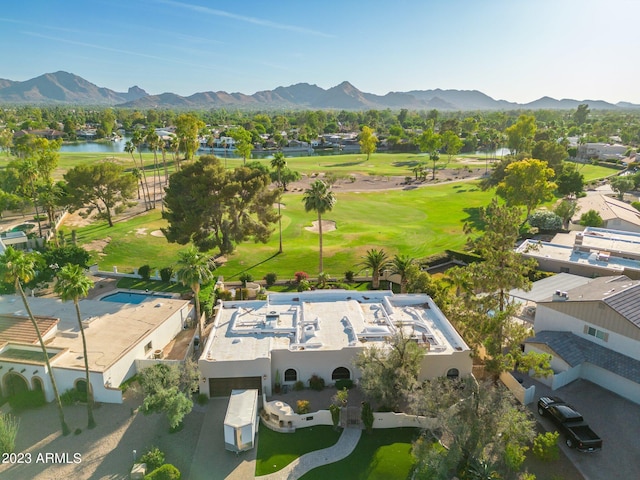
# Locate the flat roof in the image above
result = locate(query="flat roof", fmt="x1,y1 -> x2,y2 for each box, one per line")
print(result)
225,389 -> 258,428
509,273 -> 594,303
0,294 -> 192,372
203,290 -> 469,363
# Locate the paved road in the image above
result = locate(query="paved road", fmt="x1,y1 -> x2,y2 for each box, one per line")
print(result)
525,377 -> 640,480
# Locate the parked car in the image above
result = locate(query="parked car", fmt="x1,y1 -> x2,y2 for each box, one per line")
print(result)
537,396 -> 602,452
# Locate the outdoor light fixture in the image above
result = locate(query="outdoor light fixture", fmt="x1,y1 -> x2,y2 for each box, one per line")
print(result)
33,370 -> 39,375
20,368 -> 26,373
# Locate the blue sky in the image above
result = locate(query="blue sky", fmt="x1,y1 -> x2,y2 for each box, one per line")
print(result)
2,0 -> 639,104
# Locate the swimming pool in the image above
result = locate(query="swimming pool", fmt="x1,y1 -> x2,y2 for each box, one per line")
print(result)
100,292 -> 173,304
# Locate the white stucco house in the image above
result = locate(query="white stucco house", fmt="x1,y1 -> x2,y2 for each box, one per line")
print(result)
0,294 -> 194,404
573,195 -> 640,232
524,275 -> 640,405
199,290 -> 472,398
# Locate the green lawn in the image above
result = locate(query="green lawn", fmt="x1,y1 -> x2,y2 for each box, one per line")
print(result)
300,428 -> 420,480
70,179 -> 494,278
255,425 -> 342,476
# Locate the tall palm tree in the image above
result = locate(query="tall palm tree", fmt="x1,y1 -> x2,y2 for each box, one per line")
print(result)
360,248 -> 390,289
0,247 -> 70,435
391,254 -> 413,293
126,137 -> 152,210
302,180 -> 336,274
53,264 -> 96,429
18,159 -> 43,237
175,246 -> 216,341
145,129 -> 160,209
270,152 -> 287,253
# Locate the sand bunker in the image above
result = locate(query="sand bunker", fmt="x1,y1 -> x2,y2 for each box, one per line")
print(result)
305,220 -> 336,233
150,230 -> 165,237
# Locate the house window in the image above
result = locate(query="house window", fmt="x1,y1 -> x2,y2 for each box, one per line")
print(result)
144,341 -> 153,353
332,367 -> 350,380
446,368 -> 459,379
560,267 -> 570,273
586,326 -> 608,342
284,368 -> 297,382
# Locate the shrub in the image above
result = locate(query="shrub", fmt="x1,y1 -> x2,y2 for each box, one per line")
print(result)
139,446 -> 166,472
138,264 -> 151,280
196,393 -> 208,406
293,380 -> 304,391
239,272 -> 254,285
344,270 -> 355,282
0,413 -> 20,455
528,210 -> 563,231
297,280 -> 311,292
296,400 -> 310,414
9,390 -> 45,411
632,201 -> 640,212
308,374 -> 325,391
294,271 -> 308,283
74,428 -> 82,435
199,282 -> 215,317
160,267 -> 173,282
329,404 -> 340,428
215,288 -> 233,301
264,272 -> 277,287
60,388 -> 86,406
580,209 -> 604,227
335,379 -> 353,390
144,463 -> 181,480
532,431 -> 560,462
234,288 -> 249,300
361,401 -> 374,433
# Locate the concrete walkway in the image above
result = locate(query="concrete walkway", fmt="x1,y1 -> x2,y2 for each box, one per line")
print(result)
257,427 -> 362,480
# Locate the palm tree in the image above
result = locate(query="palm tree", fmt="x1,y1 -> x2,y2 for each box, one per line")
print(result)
145,128 -> 160,209
175,246 -> 216,341
126,136 -> 152,210
0,247 -> 70,435
390,254 -> 413,293
302,180 -> 336,274
54,264 -> 96,429
270,152 -> 287,253
360,248 -> 390,289
18,159 -> 43,237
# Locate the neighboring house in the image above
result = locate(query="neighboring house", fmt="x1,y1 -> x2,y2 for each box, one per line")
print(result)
199,290 -> 472,398
573,195 -> 640,232
577,142 -> 627,161
0,231 -> 29,254
517,227 -> 640,279
524,275 -> 640,405
13,129 -> 65,141
0,294 -> 194,404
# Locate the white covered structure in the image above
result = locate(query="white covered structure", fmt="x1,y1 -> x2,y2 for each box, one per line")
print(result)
199,290 -> 472,398
224,389 -> 259,452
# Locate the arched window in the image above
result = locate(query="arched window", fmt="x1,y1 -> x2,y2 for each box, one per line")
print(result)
284,368 -> 297,382
75,379 -> 88,402
446,368 -> 459,379
331,367 -> 350,380
4,373 -> 29,397
32,377 -> 44,392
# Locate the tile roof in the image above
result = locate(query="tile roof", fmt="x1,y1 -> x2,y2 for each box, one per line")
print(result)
526,330 -> 640,383
0,314 -> 59,346
604,284 -> 640,328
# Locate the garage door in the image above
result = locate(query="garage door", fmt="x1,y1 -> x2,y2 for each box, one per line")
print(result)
209,376 -> 262,397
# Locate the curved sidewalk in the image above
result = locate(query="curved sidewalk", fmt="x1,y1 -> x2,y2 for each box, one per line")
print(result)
257,427 -> 362,480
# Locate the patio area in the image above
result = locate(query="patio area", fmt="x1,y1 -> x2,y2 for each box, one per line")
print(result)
267,385 -> 367,414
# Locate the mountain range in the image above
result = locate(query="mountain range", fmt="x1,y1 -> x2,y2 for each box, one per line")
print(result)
0,71 -> 638,111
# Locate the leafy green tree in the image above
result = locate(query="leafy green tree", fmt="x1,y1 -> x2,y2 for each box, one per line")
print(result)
0,190 -> 23,219
175,113 -> 204,161
358,125 -> 378,161
418,129 -> 443,180
63,161 -> 137,227
360,248 -> 391,290
609,175 -> 635,200
532,140 -> 567,174
54,264 -> 96,429
410,379 -> 536,480
527,210 -> 562,231
302,180 -> 337,274
573,103 -> 590,126
0,128 -> 13,156
163,156 -> 279,254
496,159 -> 557,217
138,362 -> 199,431
390,254 -> 413,293
556,163 -> 584,197
441,130 -> 463,163
270,152 -> 286,253
270,167 -> 300,191
354,330 -> 423,411
0,248 -> 70,436
505,114 -> 537,155
580,209 -> 604,227
175,246 -> 216,340
230,126 -> 254,165
554,199 -> 580,229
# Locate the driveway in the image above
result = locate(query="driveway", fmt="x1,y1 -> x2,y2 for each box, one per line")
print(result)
188,397 -> 256,480
523,377 -> 640,480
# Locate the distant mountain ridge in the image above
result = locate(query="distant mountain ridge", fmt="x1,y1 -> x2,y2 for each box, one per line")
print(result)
0,71 -> 637,111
